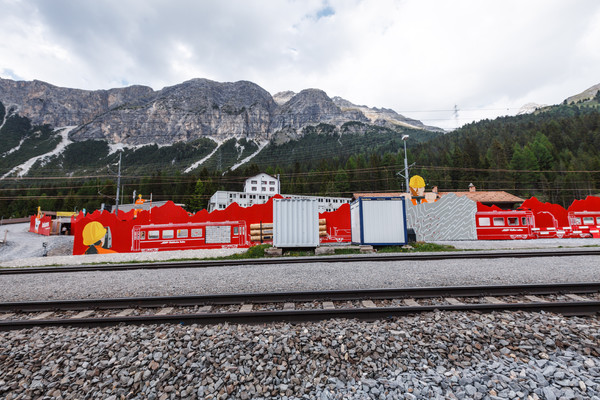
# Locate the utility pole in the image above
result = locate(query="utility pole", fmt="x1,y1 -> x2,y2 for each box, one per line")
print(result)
115,151 -> 122,215
402,135 -> 410,193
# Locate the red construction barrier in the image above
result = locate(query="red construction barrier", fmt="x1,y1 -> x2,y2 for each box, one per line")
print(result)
29,214 -> 52,236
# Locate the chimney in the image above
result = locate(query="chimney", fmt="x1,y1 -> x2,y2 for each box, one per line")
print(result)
468,183 -> 476,192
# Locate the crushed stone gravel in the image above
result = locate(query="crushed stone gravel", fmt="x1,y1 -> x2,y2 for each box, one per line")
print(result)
1,311 -> 599,399
2,225 -> 600,399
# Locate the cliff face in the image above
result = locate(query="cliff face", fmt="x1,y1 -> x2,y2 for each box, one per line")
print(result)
270,89 -> 369,132
0,77 -> 439,145
0,78 -> 154,128
69,79 -> 278,145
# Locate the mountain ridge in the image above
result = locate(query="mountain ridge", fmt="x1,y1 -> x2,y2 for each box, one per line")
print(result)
0,77 -> 442,147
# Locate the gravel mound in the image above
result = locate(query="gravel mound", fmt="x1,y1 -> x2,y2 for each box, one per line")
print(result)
1,311 -> 599,399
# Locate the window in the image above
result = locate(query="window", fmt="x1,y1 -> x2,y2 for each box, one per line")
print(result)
597,217 -> 600,225
177,229 -> 188,238
583,217 -> 594,225
252,186 -> 257,191
259,195 -> 265,200
269,181 -> 275,185
507,217 -> 519,226
493,217 -> 505,226
219,204 -> 226,209
478,217 -> 491,227
233,227 -> 239,235
261,180 -> 267,184
162,230 -> 174,239
148,230 -> 160,239
140,231 -> 146,240
261,187 -> 266,191
251,180 -> 257,184
270,187 -> 275,192
572,217 -> 582,225
191,229 -> 202,238
521,217 -> 529,226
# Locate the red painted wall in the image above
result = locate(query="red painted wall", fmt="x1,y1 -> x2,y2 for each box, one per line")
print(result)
72,196 -> 352,255
520,197 -> 569,229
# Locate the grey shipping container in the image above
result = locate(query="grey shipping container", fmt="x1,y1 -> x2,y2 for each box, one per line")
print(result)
351,197 -> 407,245
273,198 -> 320,248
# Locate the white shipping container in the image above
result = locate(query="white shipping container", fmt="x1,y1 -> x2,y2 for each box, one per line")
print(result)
351,197 -> 407,245
273,198 -> 319,248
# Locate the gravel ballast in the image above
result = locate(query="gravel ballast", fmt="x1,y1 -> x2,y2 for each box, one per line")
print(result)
2,223 -> 600,399
1,311 -> 599,399
1,255 -> 600,302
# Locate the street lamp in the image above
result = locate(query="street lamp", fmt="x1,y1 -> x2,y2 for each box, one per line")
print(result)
402,135 -> 410,193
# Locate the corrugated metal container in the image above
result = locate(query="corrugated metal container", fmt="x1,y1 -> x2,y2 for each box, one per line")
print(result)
273,198 -> 319,248
351,197 -> 407,245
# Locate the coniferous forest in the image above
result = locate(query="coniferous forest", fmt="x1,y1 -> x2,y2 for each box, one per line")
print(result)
1,97 -> 599,218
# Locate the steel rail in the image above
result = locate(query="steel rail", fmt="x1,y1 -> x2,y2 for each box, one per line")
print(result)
1,301 -> 599,331
0,282 -> 599,331
2,282 -> 600,313
1,248 -> 599,275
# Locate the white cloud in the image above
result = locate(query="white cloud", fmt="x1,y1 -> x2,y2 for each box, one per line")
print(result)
0,0 -> 599,130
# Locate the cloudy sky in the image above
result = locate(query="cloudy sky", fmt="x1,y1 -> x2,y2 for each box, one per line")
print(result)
1,0 -> 599,130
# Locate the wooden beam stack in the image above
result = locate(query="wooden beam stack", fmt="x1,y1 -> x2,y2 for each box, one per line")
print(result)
250,219 -> 327,242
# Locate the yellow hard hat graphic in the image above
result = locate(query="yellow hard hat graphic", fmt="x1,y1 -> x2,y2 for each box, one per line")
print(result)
82,221 -> 107,246
409,175 -> 425,188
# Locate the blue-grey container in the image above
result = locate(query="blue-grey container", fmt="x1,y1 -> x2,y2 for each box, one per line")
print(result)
351,197 -> 408,245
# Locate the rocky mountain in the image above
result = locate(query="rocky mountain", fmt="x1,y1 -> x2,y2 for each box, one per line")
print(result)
0,77 -> 441,146
331,96 -> 440,131
565,83 -> 600,104
0,77 -> 154,128
517,102 -> 546,115
69,79 -> 277,145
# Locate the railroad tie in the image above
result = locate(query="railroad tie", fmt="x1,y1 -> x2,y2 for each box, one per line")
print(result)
445,297 -> 464,305
525,295 -> 547,303
283,302 -> 295,311
239,304 -> 253,312
362,300 -> 377,308
30,311 -> 54,320
156,307 -> 174,315
403,299 -> 420,307
198,306 -> 212,313
565,294 -> 588,302
0,313 -> 15,320
71,310 -> 94,319
483,296 -> 503,304
115,308 -> 134,317
323,301 -> 335,310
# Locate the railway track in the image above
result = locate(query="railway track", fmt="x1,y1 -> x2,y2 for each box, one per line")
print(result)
1,248 -> 599,275
1,282 -> 599,331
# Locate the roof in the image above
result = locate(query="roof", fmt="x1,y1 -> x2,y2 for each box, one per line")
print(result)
245,172 -> 276,181
352,192 -> 409,200
353,190 -> 524,205
438,191 -> 524,204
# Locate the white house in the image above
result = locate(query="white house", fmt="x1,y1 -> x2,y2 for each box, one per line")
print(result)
208,173 -> 351,213
244,172 -> 280,195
